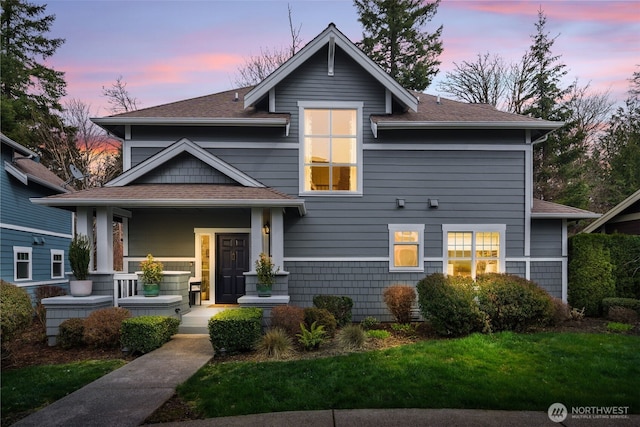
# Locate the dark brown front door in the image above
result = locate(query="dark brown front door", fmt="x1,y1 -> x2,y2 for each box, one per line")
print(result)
215,234 -> 249,304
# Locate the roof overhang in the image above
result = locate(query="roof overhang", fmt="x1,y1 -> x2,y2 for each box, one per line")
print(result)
92,117 -> 289,127
531,212 -> 601,220
370,119 -> 564,139
582,189 -> 640,233
4,160 -> 69,193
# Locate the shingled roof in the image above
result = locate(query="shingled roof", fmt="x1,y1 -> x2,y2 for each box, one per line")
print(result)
532,199 -> 600,219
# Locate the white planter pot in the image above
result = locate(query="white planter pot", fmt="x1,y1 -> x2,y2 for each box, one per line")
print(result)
70,280 -> 93,297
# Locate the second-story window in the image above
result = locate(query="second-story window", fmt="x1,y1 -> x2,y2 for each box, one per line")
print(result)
299,102 -> 362,195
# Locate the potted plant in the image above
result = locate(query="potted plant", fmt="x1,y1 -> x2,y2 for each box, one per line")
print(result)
69,234 -> 92,296
139,254 -> 163,297
255,252 -> 279,297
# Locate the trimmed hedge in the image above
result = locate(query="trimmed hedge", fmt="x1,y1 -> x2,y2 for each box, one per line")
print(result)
313,295 -> 353,326
475,273 -> 554,332
121,316 -> 180,354
601,297 -> 640,314
416,274 -> 485,337
208,308 -> 263,354
568,234 -> 616,316
0,281 -> 34,342
606,234 -> 640,299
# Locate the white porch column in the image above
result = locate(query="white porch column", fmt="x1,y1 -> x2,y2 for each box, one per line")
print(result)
250,208 -> 263,270
270,208 -> 284,269
95,207 -> 113,273
76,207 -> 94,271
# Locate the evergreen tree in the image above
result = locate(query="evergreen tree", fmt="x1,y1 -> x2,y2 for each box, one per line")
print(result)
593,69 -> 640,209
354,0 -> 443,91
1,0 -> 66,147
523,9 -> 583,206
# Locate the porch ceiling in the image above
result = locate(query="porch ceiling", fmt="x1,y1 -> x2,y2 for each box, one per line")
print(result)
30,183 -> 307,215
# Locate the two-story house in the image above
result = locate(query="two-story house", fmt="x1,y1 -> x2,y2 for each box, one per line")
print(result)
1,133 -> 73,300
33,24 -> 598,320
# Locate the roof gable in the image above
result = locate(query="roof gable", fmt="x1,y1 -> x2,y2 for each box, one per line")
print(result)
106,138 -> 264,188
244,23 -> 418,113
582,189 -> 640,233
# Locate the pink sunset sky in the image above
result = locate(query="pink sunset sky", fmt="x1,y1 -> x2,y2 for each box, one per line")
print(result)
45,0 -> 639,117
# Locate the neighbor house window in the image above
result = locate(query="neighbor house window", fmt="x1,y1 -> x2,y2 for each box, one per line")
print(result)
388,224 -> 424,272
442,225 -> 505,278
299,102 -> 362,195
51,249 -> 64,279
14,246 -> 32,281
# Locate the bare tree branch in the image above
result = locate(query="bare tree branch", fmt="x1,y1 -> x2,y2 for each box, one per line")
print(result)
102,76 -> 139,114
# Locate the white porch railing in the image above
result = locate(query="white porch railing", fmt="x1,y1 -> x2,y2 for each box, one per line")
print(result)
113,273 -> 138,307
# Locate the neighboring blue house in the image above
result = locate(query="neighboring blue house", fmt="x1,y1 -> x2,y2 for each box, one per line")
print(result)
1,133 -> 73,299
33,24 -> 599,321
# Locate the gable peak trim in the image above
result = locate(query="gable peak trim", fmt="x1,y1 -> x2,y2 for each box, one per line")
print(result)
106,138 -> 265,188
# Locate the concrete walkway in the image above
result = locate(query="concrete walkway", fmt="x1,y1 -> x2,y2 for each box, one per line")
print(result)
13,334 -> 214,427
12,334 -> 639,427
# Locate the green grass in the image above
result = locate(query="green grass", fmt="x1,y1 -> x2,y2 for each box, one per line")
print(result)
177,332 -> 640,418
1,359 -> 126,424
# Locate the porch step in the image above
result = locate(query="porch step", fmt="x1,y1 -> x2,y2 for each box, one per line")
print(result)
178,306 -> 228,334
179,325 -> 209,334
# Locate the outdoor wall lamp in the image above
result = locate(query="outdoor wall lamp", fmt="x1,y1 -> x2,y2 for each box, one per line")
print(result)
263,222 -> 270,235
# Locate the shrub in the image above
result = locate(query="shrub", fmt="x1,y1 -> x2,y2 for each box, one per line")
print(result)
121,316 -> 180,354
390,322 -> 417,337
337,324 -> 366,350
475,273 -> 555,332
304,307 -> 337,337
0,281 -> 34,342
312,295 -> 353,327
551,298 -> 571,325
83,307 -> 131,349
57,318 -> 85,349
607,306 -> 639,324
208,308 -> 262,354
366,329 -> 391,340
568,234 -> 616,316
297,321 -> 326,351
35,285 -> 66,326
417,273 -> 484,337
606,322 -> 634,333
601,297 -> 640,314
606,234 -> 640,299
383,285 -> 416,324
256,328 -> 293,359
270,305 -> 305,337
360,316 -> 379,330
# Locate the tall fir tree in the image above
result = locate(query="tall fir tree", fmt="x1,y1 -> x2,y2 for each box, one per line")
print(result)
1,0 -> 66,147
523,9 -> 588,207
353,0 -> 443,91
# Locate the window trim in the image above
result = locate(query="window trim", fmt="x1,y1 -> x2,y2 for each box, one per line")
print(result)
442,224 -> 506,278
298,101 -> 363,196
51,249 -> 64,279
388,224 -> 425,272
14,246 -> 32,281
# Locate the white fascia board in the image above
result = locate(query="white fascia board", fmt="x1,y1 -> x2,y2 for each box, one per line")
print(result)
92,117 -> 289,127
30,197 -> 307,215
106,138 -> 264,188
244,25 -> 418,112
531,212 -> 601,220
1,133 -> 38,157
581,189 -> 640,233
4,160 -> 28,185
373,120 -> 564,132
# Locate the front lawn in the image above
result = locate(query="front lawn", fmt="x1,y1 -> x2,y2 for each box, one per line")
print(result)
177,332 -> 639,418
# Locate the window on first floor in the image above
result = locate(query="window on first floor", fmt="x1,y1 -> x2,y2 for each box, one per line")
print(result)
388,224 -> 425,272
443,224 -> 506,279
14,246 -> 32,281
51,249 -> 64,279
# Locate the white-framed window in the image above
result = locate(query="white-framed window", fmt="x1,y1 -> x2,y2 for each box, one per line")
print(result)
442,224 -> 506,279
388,224 -> 425,272
51,249 -> 64,279
14,246 -> 32,281
298,101 -> 363,195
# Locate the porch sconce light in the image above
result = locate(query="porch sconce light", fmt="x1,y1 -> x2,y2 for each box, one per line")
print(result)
263,222 -> 270,235
396,198 -> 405,208
428,198 -> 439,208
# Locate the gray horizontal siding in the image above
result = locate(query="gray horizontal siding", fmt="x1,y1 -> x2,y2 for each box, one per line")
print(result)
531,219 -> 563,257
